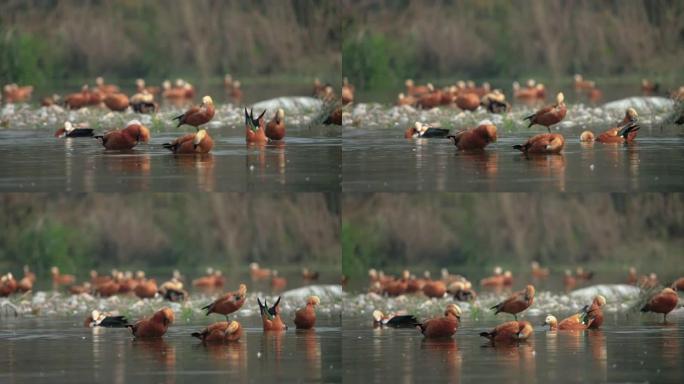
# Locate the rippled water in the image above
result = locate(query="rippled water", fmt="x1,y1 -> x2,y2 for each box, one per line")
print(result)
343,127 -> 684,192
342,316 -> 683,383
0,317 -> 341,383
0,126 -> 340,192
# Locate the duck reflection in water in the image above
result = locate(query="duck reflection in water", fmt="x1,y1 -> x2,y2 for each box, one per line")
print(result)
173,153 -> 215,191
296,329 -> 321,381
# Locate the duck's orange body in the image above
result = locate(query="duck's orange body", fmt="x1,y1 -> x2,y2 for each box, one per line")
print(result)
245,109 -> 268,144
0,274 -> 17,296
265,109 -> 286,140
418,304 -> 461,338
455,92 -> 480,111
258,297 -> 287,331
64,88 -> 91,109
641,288 -> 679,321
673,277 -> 684,291
16,276 -> 32,292
192,321 -> 243,343
491,285 -> 535,320
271,274 -> 287,291
128,308 -> 174,338
96,280 -> 120,297
51,267 -> 75,287
423,280 -> 447,298
480,321 -> 534,343
96,121 -> 150,150
202,284 -> 247,318
134,279 -> 158,299
342,82 -> 354,105
104,93 -> 130,111
250,263 -> 272,281
162,131 -> 214,154
545,314 -> 588,331
583,295 -> 606,329
523,93 -> 567,132
417,91 -> 442,109
294,296 -> 320,329
513,133 -> 565,154
447,123 -> 497,150
173,96 -> 215,128
596,115 -> 640,143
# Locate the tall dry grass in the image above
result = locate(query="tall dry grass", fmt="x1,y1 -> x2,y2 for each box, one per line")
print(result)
343,0 -> 684,88
0,193 -> 340,274
342,193 -> 684,276
0,0 -> 340,84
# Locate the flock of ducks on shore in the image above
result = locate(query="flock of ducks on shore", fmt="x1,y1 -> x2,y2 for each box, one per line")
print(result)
2,76 -> 343,153
368,263 -> 683,344
343,75 -> 684,154
0,263 -> 322,342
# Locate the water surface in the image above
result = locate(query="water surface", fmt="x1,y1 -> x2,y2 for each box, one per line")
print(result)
343,315 -> 683,383
1,317 -> 341,383
0,126 -> 340,192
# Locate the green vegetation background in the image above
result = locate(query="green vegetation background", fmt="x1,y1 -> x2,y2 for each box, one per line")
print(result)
342,193 -> 684,277
0,0 -> 340,86
343,0 -> 684,90
0,194 -> 340,275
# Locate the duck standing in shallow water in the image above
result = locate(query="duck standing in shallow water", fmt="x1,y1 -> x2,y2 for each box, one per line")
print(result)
446,121 -> 497,150
294,296 -> 320,329
265,108 -> 286,141
523,92 -> 567,132
202,284 -> 247,321
173,96 -> 215,129
491,285 -> 535,320
417,304 -> 461,338
641,288 -> 679,322
513,133 -> 565,154
95,120 -> 150,150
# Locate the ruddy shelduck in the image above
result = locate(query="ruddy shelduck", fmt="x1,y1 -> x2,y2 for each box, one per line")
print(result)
523,92 -> 567,132
641,287 -> 679,322
294,295 -> 320,329
581,295 -> 606,329
543,314 -> 588,331
250,263 -> 271,281
245,108 -> 268,144
265,108 -> 286,141
128,307 -> 174,338
447,122 -> 497,150
192,320 -> 243,343
423,279 -> 447,298
51,267 -> 75,287
95,120 -> 150,150
258,296 -> 287,331
513,133 -> 565,154
202,284 -> 247,321
480,321 -> 534,343
596,111 -> 640,143
455,92 -> 480,111
417,304 -> 461,338
104,93 -> 130,112
491,285 -> 535,320
531,261 -> 549,278
162,129 -> 214,154
173,96 -> 215,129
